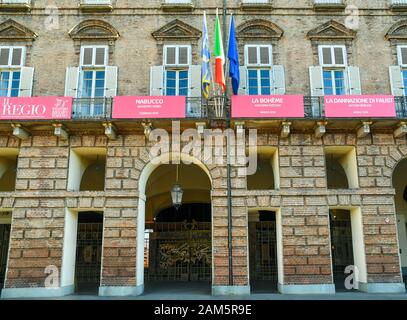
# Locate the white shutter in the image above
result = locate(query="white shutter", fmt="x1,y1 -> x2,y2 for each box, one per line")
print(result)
272,65 -> 285,95
104,66 -> 118,97
309,66 -> 324,96
389,66 -> 404,96
65,67 -> 79,97
347,66 -> 362,95
150,66 -> 164,96
189,65 -> 201,97
19,67 -> 34,97
189,65 -> 201,116
238,66 -> 247,95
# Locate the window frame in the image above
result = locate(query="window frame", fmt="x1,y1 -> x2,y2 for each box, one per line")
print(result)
163,45 -> 191,67
0,70 -> 21,97
164,69 -> 189,96
244,44 -> 273,67
80,45 -> 109,67
318,45 -> 347,67
397,45 -> 407,67
0,46 -> 26,68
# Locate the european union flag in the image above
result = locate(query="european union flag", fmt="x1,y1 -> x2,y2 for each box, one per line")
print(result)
201,12 -> 211,100
228,15 -> 240,95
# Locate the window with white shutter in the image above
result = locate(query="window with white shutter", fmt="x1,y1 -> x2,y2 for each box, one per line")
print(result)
163,45 -> 191,96
245,44 -> 273,95
0,46 -> 31,97
316,45 -> 349,96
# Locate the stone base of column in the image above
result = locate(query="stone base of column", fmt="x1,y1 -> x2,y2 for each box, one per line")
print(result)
278,283 -> 335,294
98,285 -> 144,297
1,285 -> 74,299
211,285 -> 251,296
359,282 -> 406,293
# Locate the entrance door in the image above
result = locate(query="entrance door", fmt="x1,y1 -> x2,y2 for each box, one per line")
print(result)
75,212 -> 103,294
249,211 -> 278,293
329,209 -> 354,290
0,224 -> 10,291
145,203 -> 211,282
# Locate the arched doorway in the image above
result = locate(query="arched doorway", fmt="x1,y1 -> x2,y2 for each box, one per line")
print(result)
137,155 -> 212,294
393,158 -> 407,288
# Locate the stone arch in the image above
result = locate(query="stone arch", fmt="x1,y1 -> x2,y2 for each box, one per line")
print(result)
236,19 -> 283,41
135,152 -> 214,292
69,19 -> 120,41
388,146 -> 407,183
0,19 -> 37,42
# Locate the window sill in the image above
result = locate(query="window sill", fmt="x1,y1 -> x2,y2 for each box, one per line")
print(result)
0,3 -> 31,12
313,3 -> 346,12
161,3 -> 194,12
79,4 -> 113,13
240,3 -> 273,11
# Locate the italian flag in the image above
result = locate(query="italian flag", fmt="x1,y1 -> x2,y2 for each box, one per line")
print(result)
214,10 -> 226,93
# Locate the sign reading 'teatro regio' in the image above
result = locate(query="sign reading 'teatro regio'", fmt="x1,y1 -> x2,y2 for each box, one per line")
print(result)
324,95 -> 396,118
232,95 -> 305,118
113,96 -> 186,119
0,96 -> 73,120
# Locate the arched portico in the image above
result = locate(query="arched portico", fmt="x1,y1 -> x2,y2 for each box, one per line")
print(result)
136,153 -> 213,294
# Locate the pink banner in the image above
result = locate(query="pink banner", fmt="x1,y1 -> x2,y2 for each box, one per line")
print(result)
232,95 -> 304,118
0,96 -> 72,120
324,95 -> 396,118
113,96 -> 186,119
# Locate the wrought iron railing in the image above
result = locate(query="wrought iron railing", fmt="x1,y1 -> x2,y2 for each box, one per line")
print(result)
186,96 -> 230,120
72,97 -> 112,120
395,96 -> 407,118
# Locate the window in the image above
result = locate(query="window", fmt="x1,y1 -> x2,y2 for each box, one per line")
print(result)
78,45 -> 108,116
319,45 -> 347,96
0,46 -> 25,97
245,45 -> 272,95
163,45 -> 191,96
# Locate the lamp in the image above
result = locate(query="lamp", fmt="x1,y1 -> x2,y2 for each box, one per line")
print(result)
171,164 -> 183,210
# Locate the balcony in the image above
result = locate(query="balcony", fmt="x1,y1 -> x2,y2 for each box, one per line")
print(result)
313,0 -> 345,11
390,0 -> 407,11
72,98 -> 112,120
79,0 -> 113,12
240,0 -> 272,10
161,0 -> 194,12
0,0 -> 31,11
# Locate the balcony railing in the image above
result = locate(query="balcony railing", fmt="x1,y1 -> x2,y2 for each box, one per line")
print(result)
72,97 -> 112,120
79,0 -> 113,12
313,0 -> 345,10
67,96 -> 407,121
390,0 -> 407,10
161,0 -> 194,11
241,0 -> 272,9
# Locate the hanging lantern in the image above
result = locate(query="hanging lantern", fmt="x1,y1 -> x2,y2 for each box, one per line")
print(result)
171,183 -> 183,210
171,164 -> 183,210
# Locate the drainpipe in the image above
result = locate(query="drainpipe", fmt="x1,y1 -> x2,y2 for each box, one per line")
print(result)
223,0 -> 234,287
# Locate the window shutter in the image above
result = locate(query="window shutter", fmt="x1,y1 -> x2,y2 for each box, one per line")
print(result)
321,47 -> 332,65
238,66 -> 247,95
11,48 -> 23,66
247,47 -> 257,65
389,65 -> 404,96
105,66 -> 118,97
65,67 -> 79,97
334,47 -> 345,65
0,48 -> 9,66
165,47 -> 176,65
309,66 -> 324,96
189,65 -> 201,116
347,66 -> 362,95
178,47 -> 189,65
19,67 -> 34,97
150,65 -> 164,96
272,65 -> 285,95
95,47 -> 106,66
259,47 -> 270,65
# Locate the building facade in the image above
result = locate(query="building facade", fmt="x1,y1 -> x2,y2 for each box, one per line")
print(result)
0,0 -> 406,298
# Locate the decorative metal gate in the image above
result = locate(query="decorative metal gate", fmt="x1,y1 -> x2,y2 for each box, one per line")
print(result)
329,211 -> 354,284
0,224 -> 10,289
145,221 -> 211,281
249,221 -> 278,281
75,222 -> 103,291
